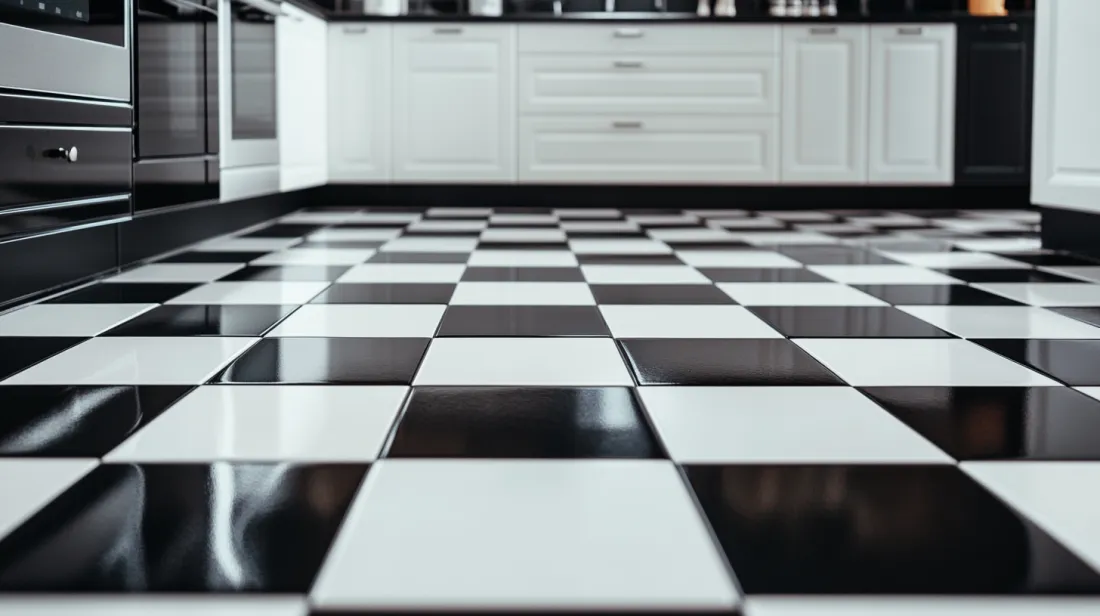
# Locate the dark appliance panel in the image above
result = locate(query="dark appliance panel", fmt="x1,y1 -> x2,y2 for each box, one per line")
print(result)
228,0 -> 278,142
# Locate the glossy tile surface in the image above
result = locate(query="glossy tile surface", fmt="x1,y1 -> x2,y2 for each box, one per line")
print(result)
899,306 -> 1100,339
165,282 -> 330,305
852,284 -> 1024,305
620,338 -> 844,385
107,263 -> 244,283
747,306 -> 952,338
459,266 -> 584,282
436,305 -> 610,337
589,283 -> 735,304
102,305 -> 296,337
214,337 -> 428,384
309,283 -> 455,304
266,304 -> 445,338
415,337 -> 632,386
975,339 -> 1100,386
718,283 -> 886,306
45,283 -> 197,304
974,283 -> 1100,307
0,304 -> 157,337
217,266 -> 351,282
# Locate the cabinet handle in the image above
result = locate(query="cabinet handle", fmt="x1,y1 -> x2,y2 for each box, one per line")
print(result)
433,26 -> 463,34
897,26 -> 923,35
612,121 -> 643,129
809,26 -> 837,35
613,60 -> 644,68
343,26 -> 367,33
613,28 -> 643,38
43,146 -> 79,163
981,22 -> 1019,32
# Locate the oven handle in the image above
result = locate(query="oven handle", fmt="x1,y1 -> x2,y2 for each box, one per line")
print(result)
164,0 -> 218,16
235,0 -> 297,18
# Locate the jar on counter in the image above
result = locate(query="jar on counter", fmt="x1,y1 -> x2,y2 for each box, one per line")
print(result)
969,0 -> 1007,15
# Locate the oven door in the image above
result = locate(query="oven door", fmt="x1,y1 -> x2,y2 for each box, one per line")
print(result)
0,0 -> 130,101
220,0 -> 280,169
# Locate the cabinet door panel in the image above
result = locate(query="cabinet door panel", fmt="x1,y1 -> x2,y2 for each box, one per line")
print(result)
279,8 -> 327,190
327,24 -> 392,182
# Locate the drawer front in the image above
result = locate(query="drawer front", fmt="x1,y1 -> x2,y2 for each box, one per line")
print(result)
395,23 -> 516,71
0,126 -> 132,210
519,54 -> 778,115
519,24 -> 779,55
518,115 -> 778,184
134,157 -> 219,215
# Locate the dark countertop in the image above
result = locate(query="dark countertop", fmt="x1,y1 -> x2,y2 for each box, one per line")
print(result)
324,11 -> 1033,22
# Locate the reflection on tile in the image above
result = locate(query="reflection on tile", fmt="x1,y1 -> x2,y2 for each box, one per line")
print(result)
0,386 -> 191,457
719,284 -> 887,307
214,337 -> 429,385
1051,307 -> 1100,329
414,338 -> 632,386
976,339 -> 1100,386
697,268 -> 830,283
310,284 -> 455,304
568,239 -> 672,255
973,283 -> 1100,307
620,339 -> 843,386
576,254 -> 685,265
102,305 -> 296,337
778,246 -> 899,265
580,265 -> 711,285
852,284 -> 1023,306
250,248 -> 376,267
997,253 -> 1099,267
685,464 -> 1100,594
466,250 -> 577,267
881,252 -> 1032,269
600,305 -> 782,339
1043,267 -> 1100,283
862,386 -> 1100,461
158,251 -> 269,264
46,283 -> 197,305
195,237 -> 301,253
267,305 -> 445,338
108,264 -> 244,283
0,338 -> 84,381
450,282 -> 596,306
243,223 -> 323,238
0,463 -> 367,592
460,267 -> 584,282
0,304 -> 157,337
365,252 -> 470,264
165,282 -> 330,306
387,387 -> 660,458
0,459 -> 97,540
747,307 -> 953,338
935,269 -> 1084,284
743,597 -> 1100,616
437,306 -> 609,337
899,306 -> 1100,339
589,284 -> 735,305
218,266 -> 351,282
676,251 -> 802,269
810,265 -> 962,285
337,264 -> 466,284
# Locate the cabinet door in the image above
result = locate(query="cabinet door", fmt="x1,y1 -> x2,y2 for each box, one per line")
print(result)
955,21 -> 1033,186
278,7 -> 327,191
868,24 -> 956,185
327,24 -> 392,182
781,25 -> 868,184
392,24 -> 517,183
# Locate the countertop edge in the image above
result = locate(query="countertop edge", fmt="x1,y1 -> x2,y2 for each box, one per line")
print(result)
322,11 -> 1035,23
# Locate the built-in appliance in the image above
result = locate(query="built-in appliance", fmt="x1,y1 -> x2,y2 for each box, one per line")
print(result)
0,0 -> 130,100
133,0 -> 220,214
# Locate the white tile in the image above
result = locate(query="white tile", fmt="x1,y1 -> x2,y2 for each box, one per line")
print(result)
194,237 -> 301,252
165,282 -> 330,305
306,228 -> 402,242
809,265 -> 962,284
794,223 -> 872,234
466,250 -> 577,267
250,248 -> 375,266
279,211 -> 359,224
1040,266 -> 1100,283
2,337 -> 257,385
762,211 -> 836,222
0,459 -> 97,539
107,386 -> 408,462
489,213 -> 558,224
599,305 -> 782,338
408,220 -> 488,232
568,239 -> 672,255
379,237 -> 478,253
881,251 -> 1031,269
580,265 -> 710,285
676,250 -> 803,269
1078,387 -> 1100,402
967,210 -> 1042,223
641,386 -> 949,464
717,283 -> 887,307
735,231 -> 839,246
337,264 -> 466,283
952,238 -> 1043,253
708,217 -> 785,229
846,214 -> 924,227
0,304 -> 157,336
312,459 -> 737,610
415,338 -> 632,386
963,461 -> 1100,572
553,208 -> 622,219
267,304 -> 445,337
744,597 -> 1100,616
973,283 -> 1100,307
935,218 -> 1031,232
559,220 -> 639,232
898,306 -> 1100,339
794,338 -> 1060,386
346,212 -> 421,224
685,209 -> 749,218
450,282 -> 596,306
646,228 -> 738,242
0,597 -> 308,616
627,213 -> 699,225
479,228 -> 567,242
427,207 -> 491,217
107,263 -> 244,283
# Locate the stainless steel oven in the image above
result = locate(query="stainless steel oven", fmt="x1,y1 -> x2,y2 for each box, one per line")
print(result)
0,0 -> 131,101
220,0 -> 280,170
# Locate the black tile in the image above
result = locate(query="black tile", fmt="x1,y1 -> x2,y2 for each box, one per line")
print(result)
0,338 -> 85,381
297,240 -> 385,250
576,254 -> 685,265
0,386 -> 191,457
311,284 -> 455,304
747,307 -> 953,338
476,241 -> 569,251
861,386 -> 1100,461
619,338 -> 843,386
241,224 -> 322,238
387,387 -> 662,459
683,464 -> 1100,594
852,284 -> 1023,306
1001,253 -> 1100,267
661,241 -> 754,251
401,229 -> 482,237
0,463 -> 366,592
365,252 -> 470,264
461,267 -> 585,282
331,222 -> 407,230
213,337 -> 429,384
697,268 -> 831,283
590,284 -> 735,305
487,221 -> 559,228
218,266 -> 351,282
778,246 -> 901,265
1050,307 -> 1100,329
437,306 -> 610,337
158,251 -> 268,264
934,269 -> 1085,284
46,283 -> 198,304
563,230 -> 647,238
102,305 -> 297,337
975,339 -> 1100,386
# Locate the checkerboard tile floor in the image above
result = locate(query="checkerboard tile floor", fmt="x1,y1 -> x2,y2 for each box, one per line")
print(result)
4,207 -> 1100,615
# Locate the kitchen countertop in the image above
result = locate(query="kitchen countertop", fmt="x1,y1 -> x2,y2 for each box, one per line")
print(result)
323,10 -> 1034,23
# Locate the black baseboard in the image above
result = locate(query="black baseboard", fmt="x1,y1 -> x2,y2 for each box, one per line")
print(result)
320,183 -> 1034,210
1041,206 -> 1100,259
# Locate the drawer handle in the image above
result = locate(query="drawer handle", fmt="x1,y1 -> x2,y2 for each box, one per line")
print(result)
433,26 -> 463,34
897,26 -> 923,35
43,146 -> 78,163
980,22 -> 1019,32
612,121 -> 643,129
344,26 -> 367,33
613,28 -> 643,38
613,60 -> 644,68
810,27 -> 837,35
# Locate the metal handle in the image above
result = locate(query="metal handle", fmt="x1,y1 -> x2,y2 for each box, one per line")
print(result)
343,25 -> 367,33
809,26 -> 837,35
613,60 -> 644,68
612,121 -> 643,129
897,26 -> 923,35
433,26 -> 463,34
43,147 -> 78,163
613,28 -> 643,38
981,22 -> 1019,32
164,0 -> 218,15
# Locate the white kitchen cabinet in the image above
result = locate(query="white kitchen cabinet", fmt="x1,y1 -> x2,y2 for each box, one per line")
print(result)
327,23 -> 392,182
867,24 -> 956,185
518,115 -> 778,184
277,4 -> 327,191
391,24 -> 517,183
781,25 -> 869,184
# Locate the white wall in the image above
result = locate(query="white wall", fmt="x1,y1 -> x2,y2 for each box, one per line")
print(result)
1031,0 -> 1100,214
